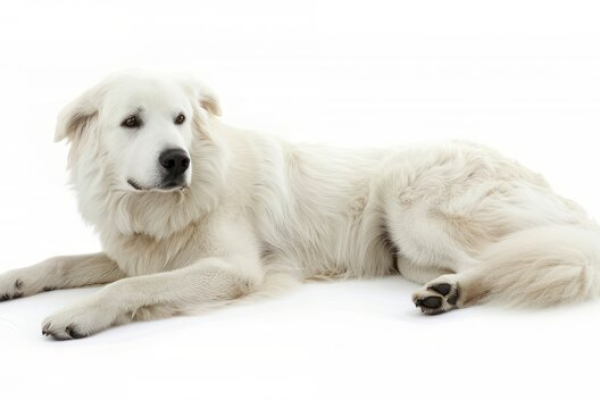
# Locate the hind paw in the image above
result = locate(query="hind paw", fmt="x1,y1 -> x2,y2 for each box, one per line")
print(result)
412,279 -> 460,315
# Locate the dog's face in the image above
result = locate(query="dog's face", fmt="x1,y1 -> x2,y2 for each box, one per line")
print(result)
55,71 -> 220,192
102,77 -> 195,191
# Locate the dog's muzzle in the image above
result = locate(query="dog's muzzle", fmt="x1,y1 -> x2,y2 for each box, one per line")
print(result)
158,148 -> 190,189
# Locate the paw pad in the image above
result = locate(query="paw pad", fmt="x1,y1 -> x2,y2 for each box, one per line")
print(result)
413,281 -> 460,315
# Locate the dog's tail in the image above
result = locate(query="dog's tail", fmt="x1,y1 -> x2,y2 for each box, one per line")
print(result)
471,225 -> 600,307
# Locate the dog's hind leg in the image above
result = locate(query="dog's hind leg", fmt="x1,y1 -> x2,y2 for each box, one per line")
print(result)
0,253 -> 125,301
396,252 -> 486,315
412,226 -> 600,314
412,269 -> 487,315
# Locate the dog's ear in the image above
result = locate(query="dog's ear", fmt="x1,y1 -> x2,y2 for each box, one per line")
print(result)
183,77 -> 222,116
55,87 -> 101,142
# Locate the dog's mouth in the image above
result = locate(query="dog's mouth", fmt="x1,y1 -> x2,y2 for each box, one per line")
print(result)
127,178 -> 187,192
127,179 -> 144,191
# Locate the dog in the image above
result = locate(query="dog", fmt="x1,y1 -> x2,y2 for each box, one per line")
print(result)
0,70 -> 599,339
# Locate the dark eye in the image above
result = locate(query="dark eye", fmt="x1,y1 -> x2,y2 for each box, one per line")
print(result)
121,116 -> 141,128
175,114 -> 186,125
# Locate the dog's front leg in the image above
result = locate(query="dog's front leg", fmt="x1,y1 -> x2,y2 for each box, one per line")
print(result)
0,253 -> 125,301
41,256 -> 263,340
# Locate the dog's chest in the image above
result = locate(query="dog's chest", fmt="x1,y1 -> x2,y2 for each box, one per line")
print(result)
100,225 -> 214,276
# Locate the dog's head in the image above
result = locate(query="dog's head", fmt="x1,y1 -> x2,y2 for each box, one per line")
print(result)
55,70 -> 221,192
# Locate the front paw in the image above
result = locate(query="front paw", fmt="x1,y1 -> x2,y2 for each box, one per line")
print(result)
0,259 -> 61,301
42,299 -> 120,340
0,272 -> 25,302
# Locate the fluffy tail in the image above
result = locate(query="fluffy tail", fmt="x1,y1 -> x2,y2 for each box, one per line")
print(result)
474,225 -> 600,307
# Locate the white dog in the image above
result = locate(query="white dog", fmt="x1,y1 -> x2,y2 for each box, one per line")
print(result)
1,70 -> 599,339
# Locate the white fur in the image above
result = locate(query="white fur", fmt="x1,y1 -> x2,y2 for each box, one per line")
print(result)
1,70 -> 599,338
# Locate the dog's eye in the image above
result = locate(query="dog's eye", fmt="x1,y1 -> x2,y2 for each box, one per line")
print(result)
175,114 -> 186,125
121,116 -> 141,128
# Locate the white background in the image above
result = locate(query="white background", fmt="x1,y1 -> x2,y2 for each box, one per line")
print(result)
1,0 -> 600,399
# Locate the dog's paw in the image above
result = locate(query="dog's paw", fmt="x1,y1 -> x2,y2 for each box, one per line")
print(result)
0,271 -> 25,302
0,260 -> 62,302
412,278 -> 460,315
41,299 -> 119,340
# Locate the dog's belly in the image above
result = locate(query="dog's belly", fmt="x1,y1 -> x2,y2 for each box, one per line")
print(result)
254,185 -> 396,278
260,229 -> 396,279
250,144 -> 397,278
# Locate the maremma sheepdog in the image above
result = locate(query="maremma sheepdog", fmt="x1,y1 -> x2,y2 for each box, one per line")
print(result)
1,70 -> 599,340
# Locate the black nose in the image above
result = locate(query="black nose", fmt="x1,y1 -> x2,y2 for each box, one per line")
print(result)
159,148 -> 190,176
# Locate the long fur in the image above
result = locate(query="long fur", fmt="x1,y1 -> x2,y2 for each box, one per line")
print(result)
0,70 -> 598,338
